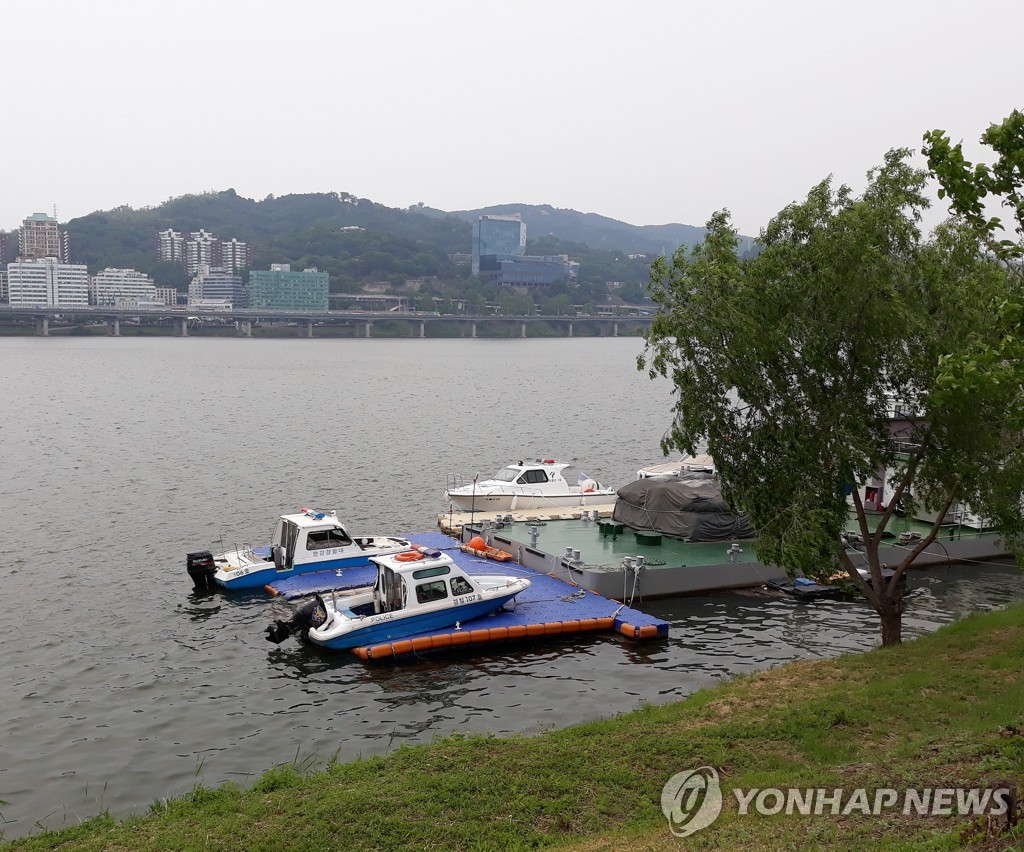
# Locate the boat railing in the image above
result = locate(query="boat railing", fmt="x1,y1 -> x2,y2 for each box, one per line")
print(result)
446,473 -> 468,493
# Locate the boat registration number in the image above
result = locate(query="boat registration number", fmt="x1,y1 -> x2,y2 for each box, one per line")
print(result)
453,593 -> 482,605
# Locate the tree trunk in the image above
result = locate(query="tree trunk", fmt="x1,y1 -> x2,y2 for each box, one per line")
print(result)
879,602 -> 903,646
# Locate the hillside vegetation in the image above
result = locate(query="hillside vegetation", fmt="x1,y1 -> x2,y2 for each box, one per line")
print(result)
58,190 -> 728,302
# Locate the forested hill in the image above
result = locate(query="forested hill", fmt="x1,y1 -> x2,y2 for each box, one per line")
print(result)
430,203 -> 712,257
63,189 -> 745,291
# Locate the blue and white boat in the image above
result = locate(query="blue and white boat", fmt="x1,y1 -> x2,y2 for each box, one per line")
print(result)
186,508 -> 412,591
264,547 -> 531,650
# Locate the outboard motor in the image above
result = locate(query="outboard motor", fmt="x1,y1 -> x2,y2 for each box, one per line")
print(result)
265,595 -> 329,644
186,551 -> 216,591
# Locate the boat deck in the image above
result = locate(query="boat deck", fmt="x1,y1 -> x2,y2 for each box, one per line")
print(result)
265,530 -> 668,661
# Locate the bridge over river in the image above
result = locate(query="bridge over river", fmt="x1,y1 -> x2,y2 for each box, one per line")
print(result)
0,306 -> 654,338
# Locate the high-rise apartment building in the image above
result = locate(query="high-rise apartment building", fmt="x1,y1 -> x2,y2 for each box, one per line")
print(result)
472,215 -> 526,274
7,258 -> 88,306
157,229 -> 186,264
19,213 -> 68,261
157,229 -> 251,274
219,238 -> 252,273
185,230 -> 218,274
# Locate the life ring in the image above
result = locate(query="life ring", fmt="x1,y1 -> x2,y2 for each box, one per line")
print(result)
395,550 -> 424,562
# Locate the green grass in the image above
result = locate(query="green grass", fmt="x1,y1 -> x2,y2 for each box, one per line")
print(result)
6,605 -> 1024,850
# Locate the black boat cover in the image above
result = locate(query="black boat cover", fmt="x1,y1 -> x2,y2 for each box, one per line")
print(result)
612,473 -> 756,541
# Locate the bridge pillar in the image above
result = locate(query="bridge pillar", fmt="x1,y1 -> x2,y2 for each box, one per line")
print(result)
520,320 -> 526,338
568,321 -> 573,338
419,320 -> 425,338
179,317 -> 189,337
36,316 -> 49,336
613,322 -> 618,337
107,318 -> 120,336
471,322 -> 477,338
365,321 -> 372,338
237,320 -> 251,337
303,319 -> 313,337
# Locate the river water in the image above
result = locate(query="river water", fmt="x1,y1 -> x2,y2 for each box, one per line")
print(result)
1,336 -> 1022,840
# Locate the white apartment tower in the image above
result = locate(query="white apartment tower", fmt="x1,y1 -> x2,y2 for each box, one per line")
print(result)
157,229 -> 186,264
185,230 -> 218,274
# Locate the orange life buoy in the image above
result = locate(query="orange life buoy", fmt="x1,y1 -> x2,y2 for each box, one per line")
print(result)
395,550 -> 424,562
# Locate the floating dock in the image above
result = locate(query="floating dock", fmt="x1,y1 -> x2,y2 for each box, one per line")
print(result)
437,505 -> 617,536
266,530 -> 668,661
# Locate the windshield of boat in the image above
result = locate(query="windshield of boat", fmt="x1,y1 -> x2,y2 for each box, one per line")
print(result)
493,467 -> 521,482
306,528 -> 352,550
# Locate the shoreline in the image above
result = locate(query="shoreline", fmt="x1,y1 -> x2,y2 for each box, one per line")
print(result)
8,603 -> 1024,849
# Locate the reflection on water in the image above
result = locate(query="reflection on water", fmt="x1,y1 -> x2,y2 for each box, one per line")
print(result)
0,337 -> 1021,840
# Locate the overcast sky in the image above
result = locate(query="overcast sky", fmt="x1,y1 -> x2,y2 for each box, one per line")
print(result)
3,0 -> 1020,238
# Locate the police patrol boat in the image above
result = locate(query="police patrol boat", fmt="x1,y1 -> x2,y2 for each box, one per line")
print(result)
264,546 -> 531,651
186,508 -> 412,591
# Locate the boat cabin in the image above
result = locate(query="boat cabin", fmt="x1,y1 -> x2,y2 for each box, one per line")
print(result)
270,508 -> 357,569
487,460 -> 569,487
370,551 -> 481,614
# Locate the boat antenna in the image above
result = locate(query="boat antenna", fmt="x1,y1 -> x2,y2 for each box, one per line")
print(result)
470,472 -> 479,532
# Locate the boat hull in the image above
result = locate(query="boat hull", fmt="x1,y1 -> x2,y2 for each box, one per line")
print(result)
445,489 -> 615,512
216,547 -> 406,591
309,591 -> 522,650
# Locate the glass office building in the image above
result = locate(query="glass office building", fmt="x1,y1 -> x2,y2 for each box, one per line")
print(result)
472,215 -> 526,274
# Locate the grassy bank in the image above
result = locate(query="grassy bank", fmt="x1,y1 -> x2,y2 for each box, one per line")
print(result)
8,605 -> 1024,850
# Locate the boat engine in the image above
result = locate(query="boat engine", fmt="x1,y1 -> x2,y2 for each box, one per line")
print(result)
186,551 -> 216,591
265,595 -> 329,644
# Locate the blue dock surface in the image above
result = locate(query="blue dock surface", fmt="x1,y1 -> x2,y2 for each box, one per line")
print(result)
266,531 -> 669,661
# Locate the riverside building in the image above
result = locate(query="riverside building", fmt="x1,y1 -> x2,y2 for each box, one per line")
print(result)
472,215 -> 526,274
7,258 -> 88,307
90,268 -> 160,307
248,264 -> 329,311
188,264 -> 245,308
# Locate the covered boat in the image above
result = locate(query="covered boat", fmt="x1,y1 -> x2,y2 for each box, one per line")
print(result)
264,547 -> 531,651
612,472 -> 755,541
186,507 -> 412,591
445,459 -> 615,512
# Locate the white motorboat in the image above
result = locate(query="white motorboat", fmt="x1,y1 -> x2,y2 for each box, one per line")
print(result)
186,507 -> 412,591
264,548 -> 531,650
444,459 -> 615,512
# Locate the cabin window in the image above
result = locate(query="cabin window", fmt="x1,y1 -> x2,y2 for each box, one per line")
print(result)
412,565 -> 451,580
494,467 -> 519,482
520,469 -> 549,484
306,528 -> 353,550
416,580 -> 448,604
450,576 -> 473,596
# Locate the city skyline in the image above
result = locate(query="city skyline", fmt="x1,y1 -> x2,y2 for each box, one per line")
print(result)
3,1 -> 1021,239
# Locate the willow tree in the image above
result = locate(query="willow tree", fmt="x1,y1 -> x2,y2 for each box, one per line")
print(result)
640,149 -> 1024,646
